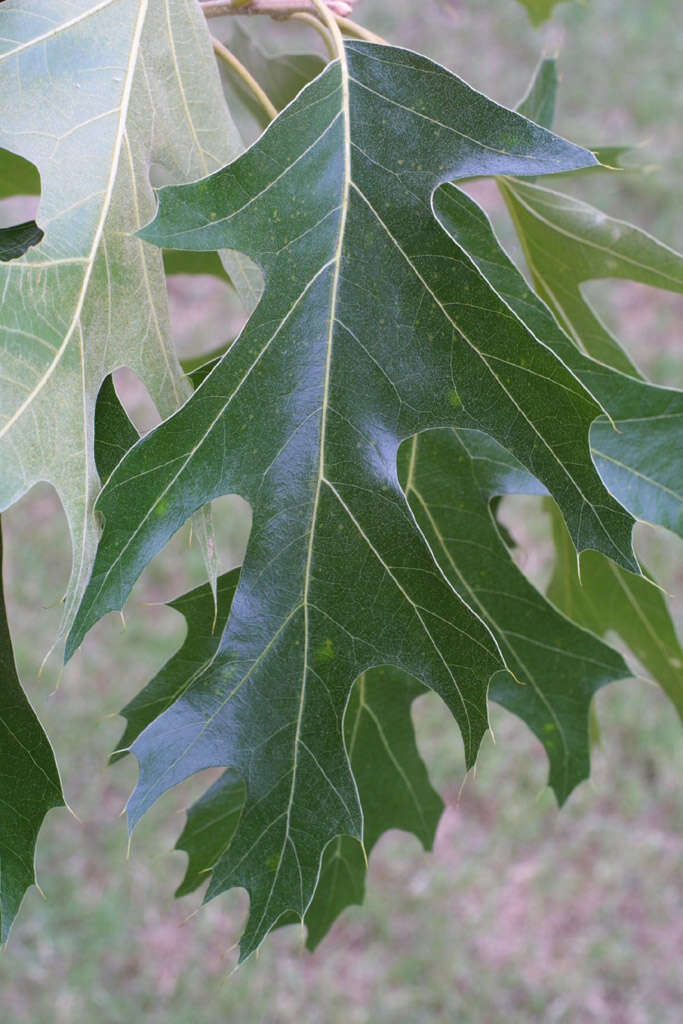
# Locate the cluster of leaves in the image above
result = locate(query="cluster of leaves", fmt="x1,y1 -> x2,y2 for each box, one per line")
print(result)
0,0 -> 681,961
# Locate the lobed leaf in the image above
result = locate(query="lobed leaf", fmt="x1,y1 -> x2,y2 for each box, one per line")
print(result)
401,427 -> 629,805
296,667 -> 443,949
547,501 -> 683,722
0,0 -> 248,635
112,572 -> 240,763
122,569 -> 443,946
499,176 -> 683,376
94,381 -> 443,944
174,769 -> 245,900
437,184 -> 683,538
66,42 -> 642,958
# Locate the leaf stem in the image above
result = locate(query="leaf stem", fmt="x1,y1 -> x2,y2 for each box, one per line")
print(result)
334,15 -> 386,44
211,36 -> 278,122
309,0 -> 346,62
290,12 -> 336,60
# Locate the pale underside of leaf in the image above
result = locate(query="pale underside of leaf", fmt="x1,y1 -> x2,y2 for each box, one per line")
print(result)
0,0 -> 249,636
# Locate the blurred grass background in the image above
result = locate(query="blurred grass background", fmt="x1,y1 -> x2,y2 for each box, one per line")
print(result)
2,0 -> 682,1021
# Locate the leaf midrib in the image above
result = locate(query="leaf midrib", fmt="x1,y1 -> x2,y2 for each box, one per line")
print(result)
0,0 -> 149,441
351,179 -> 627,563
501,178 -> 683,287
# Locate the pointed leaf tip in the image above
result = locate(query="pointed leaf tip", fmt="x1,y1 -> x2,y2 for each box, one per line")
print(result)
73,42 -> 635,949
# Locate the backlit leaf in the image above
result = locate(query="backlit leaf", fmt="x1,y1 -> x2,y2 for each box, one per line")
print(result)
0,0 -> 247,634
514,0 -> 578,27
547,501 -> 683,722
499,176 -> 683,375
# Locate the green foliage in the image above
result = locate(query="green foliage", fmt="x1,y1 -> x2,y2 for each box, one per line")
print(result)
0,522 -> 63,943
547,501 -> 683,722
0,0 -> 680,969
514,0 -> 577,26
0,221 -> 43,262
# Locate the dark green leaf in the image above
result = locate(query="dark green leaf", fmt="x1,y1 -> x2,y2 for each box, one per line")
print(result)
302,668 -> 443,948
0,520 -> 63,943
166,583 -> 441,944
401,428 -> 628,804
134,574 -> 441,943
174,770 -> 245,899
112,572 -> 240,764
436,183 -> 683,537
516,57 -> 557,129
175,666 -> 443,948
94,376 -> 139,484
546,501 -> 683,722
0,221 -> 43,263
70,42 -> 637,959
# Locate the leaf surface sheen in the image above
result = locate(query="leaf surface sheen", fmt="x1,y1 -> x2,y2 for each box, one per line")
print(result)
437,184 -> 683,538
401,427 -> 629,805
70,42 -> 639,958
96,389 -> 442,947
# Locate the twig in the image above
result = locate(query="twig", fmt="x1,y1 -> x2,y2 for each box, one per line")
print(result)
201,0 -> 354,18
211,36 -> 278,121
290,11 -> 336,60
